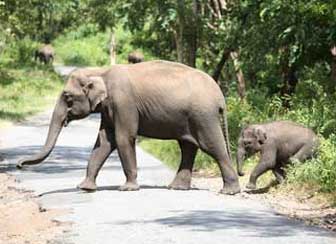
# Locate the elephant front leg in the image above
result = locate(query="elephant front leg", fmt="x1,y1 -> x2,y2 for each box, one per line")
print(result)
78,122 -> 116,191
168,141 -> 198,190
113,101 -> 139,191
116,135 -> 139,191
246,149 -> 276,190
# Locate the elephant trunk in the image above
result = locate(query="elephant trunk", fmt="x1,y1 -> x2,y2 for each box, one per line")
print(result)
236,140 -> 246,176
17,97 -> 67,168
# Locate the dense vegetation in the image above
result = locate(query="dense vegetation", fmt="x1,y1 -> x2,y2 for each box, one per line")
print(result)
0,0 -> 335,193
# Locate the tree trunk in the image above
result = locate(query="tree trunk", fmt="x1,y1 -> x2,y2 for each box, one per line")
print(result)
212,48 -> 231,82
211,0 -> 221,18
280,65 -> 298,108
279,46 -> 298,108
109,31 -> 116,65
175,0 -> 186,64
185,0 -> 199,67
230,50 -> 246,100
331,45 -> 336,84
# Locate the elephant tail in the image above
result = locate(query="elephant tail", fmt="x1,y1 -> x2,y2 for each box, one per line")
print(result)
219,101 -> 232,161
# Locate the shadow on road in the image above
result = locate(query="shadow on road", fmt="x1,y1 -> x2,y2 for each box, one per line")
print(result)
116,209 -> 335,238
39,185 -> 200,197
0,145 -> 119,174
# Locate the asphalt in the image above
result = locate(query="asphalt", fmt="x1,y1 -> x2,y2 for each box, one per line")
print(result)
0,66 -> 335,244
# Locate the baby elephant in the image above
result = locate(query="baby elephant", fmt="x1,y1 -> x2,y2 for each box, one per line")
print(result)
236,121 -> 319,190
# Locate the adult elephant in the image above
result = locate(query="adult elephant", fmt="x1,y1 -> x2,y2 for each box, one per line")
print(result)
128,51 -> 144,64
17,61 -> 240,194
35,44 -> 54,65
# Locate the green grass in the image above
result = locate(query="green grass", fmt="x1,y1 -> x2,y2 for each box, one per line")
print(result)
0,67 -> 64,125
139,139 -> 218,172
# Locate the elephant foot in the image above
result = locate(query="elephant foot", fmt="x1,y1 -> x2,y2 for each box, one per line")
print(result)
220,182 -> 241,195
168,171 -> 192,190
77,179 -> 97,192
245,182 -> 257,190
168,181 -> 191,190
119,182 -> 140,191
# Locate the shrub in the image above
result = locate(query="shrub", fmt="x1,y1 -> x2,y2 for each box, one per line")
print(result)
286,136 -> 336,192
1,37 -> 38,67
54,31 -> 109,66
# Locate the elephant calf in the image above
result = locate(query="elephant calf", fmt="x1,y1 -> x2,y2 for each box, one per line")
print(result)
35,44 -> 54,65
236,121 -> 319,190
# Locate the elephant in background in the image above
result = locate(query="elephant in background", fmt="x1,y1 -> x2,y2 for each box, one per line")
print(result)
17,60 -> 240,195
35,44 -> 54,65
128,51 -> 144,64
236,121 -> 319,190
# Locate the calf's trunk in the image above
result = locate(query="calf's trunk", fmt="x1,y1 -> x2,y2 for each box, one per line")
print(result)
236,140 -> 246,176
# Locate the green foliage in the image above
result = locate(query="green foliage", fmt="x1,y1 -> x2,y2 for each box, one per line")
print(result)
286,136 -> 336,192
54,24 -> 157,66
0,0 -> 85,42
1,38 -> 38,67
54,27 -> 109,66
0,67 -> 63,123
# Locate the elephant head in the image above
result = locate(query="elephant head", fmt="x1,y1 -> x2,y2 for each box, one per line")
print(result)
236,126 -> 267,176
17,68 -> 108,168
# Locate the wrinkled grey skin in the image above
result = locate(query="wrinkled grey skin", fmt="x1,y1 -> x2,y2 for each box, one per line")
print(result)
128,51 -> 144,64
17,60 -> 240,195
35,44 -> 54,65
237,121 -> 319,190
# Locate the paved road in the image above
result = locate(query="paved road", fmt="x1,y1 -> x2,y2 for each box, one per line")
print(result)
0,66 -> 335,243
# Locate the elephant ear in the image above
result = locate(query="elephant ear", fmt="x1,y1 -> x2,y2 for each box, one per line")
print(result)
254,127 -> 267,144
84,76 -> 107,111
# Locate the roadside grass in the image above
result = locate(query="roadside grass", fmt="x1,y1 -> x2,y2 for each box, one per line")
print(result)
0,66 -> 64,126
139,139 -> 218,173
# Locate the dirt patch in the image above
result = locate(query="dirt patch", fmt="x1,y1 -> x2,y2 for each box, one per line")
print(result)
192,176 -> 336,232
0,173 -> 70,244
260,186 -> 336,232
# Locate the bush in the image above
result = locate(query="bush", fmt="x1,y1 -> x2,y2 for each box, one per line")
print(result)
286,136 -> 336,192
1,37 -> 38,67
0,68 -> 63,123
54,31 -> 109,66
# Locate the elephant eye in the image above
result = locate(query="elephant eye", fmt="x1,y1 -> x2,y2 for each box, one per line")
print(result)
244,141 -> 252,146
63,93 -> 73,106
66,99 -> 73,107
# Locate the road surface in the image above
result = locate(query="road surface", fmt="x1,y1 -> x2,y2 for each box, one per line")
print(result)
0,66 -> 335,243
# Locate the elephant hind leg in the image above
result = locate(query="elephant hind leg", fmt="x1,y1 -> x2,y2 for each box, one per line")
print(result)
290,144 -> 314,163
168,140 -> 198,190
195,123 -> 240,195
